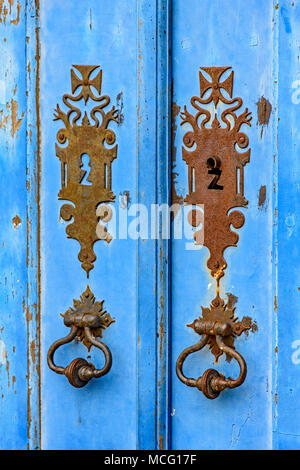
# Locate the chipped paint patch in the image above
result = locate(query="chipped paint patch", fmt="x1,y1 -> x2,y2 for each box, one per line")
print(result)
256,96 -> 272,139
11,0 -> 20,25
11,99 -> 24,137
0,339 -> 7,365
258,185 -> 267,210
0,98 -> 24,137
241,316 -> 258,334
0,0 -> 21,25
12,214 -> 21,228
116,90 -> 124,125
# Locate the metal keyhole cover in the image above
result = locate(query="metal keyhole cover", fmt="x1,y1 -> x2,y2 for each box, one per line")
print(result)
54,64 -> 118,277
176,66 -> 256,398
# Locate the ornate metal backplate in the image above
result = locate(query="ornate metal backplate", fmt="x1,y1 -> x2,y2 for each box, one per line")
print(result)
187,294 -> 255,362
181,66 -> 252,284
177,67 -> 254,376
62,285 -> 114,351
54,65 -> 118,276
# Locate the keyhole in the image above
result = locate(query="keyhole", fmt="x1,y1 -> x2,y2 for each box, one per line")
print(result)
207,156 -> 223,190
80,153 -> 92,185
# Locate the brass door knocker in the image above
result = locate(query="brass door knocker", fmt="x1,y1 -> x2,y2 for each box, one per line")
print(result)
176,67 -> 256,399
47,65 -> 117,387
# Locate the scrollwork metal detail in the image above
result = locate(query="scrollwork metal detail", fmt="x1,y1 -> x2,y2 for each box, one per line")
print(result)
54,65 -> 118,277
181,66 -> 251,282
176,67 -> 256,399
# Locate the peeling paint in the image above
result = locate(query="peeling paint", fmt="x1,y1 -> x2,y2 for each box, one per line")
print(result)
0,0 -> 21,25
258,185 -> 267,210
11,99 -> 24,137
241,316 -> 258,334
0,98 -> 24,137
256,96 -> 272,138
6,358 -> 10,387
12,214 -> 21,229
10,0 -> 20,25
0,339 -> 7,365
30,340 -> 36,365
116,90 -> 124,125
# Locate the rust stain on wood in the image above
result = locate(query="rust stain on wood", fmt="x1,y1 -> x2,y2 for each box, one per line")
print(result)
258,185 -> 267,209
0,0 -> 21,25
30,340 -> 36,365
0,106 -> 9,129
6,358 -> 10,388
257,96 -> 271,138
11,99 -> 24,137
0,99 -> 24,137
10,1 -> 21,25
26,0 -> 41,449
12,214 -> 21,229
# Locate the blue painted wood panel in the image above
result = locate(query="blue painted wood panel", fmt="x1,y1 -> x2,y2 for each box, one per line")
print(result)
0,0 -> 40,450
40,0 -> 138,450
1,0 -> 300,451
276,0 -> 300,450
171,0 -> 275,450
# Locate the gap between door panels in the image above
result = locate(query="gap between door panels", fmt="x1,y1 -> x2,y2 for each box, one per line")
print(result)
136,0 -> 173,450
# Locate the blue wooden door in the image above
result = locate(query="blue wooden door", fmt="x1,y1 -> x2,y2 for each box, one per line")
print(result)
0,0 -> 300,451
171,0 -> 300,450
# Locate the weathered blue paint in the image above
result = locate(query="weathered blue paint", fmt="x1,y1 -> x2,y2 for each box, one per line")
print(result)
171,0 -> 274,450
276,0 -> 300,450
136,0 -> 157,450
1,0 -> 300,451
40,0 -> 137,450
25,0 -> 41,449
136,0 -> 172,450
155,0 -> 172,450
0,0 -> 34,450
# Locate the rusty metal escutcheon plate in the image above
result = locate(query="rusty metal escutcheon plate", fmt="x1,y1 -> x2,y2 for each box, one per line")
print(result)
54,65 -> 118,277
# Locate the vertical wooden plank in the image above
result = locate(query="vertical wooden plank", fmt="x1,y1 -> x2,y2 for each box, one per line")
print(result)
272,0 -> 279,451
171,0 -> 274,449
40,0 -> 138,450
276,0 -> 300,450
0,0 -> 32,449
25,0 -> 41,449
137,0 -> 172,449
136,0 -> 157,450
156,0 -> 172,450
